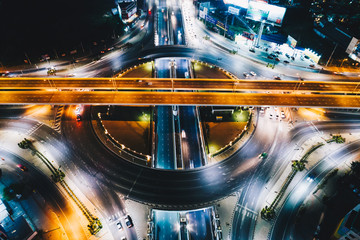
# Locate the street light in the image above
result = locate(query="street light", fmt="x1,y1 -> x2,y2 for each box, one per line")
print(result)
340,58 -> 348,68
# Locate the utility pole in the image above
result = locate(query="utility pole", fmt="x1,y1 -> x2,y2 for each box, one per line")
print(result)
223,12 -> 229,37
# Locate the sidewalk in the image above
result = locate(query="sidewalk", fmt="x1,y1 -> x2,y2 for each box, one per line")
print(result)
214,193 -> 239,240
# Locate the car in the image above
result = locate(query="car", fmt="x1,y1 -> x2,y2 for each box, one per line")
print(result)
306,174 -> 315,182
267,55 -> 274,60
181,130 -> 186,138
259,152 -> 268,159
249,71 -> 256,76
285,53 -> 291,58
243,72 -> 249,78
281,111 -> 285,118
275,57 -> 280,62
309,64 -> 315,68
276,114 -> 279,119
260,107 -> 265,114
273,76 -> 281,80
269,113 -> 273,119
117,222 -> 123,230
249,48 -> 255,53
18,164 -> 28,172
283,60 -> 290,64
270,53 -> 278,58
76,114 -> 81,122
124,215 -> 133,228
121,237 -> 127,240
75,105 -> 81,114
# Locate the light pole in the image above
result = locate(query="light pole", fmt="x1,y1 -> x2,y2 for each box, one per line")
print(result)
340,58 -> 347,68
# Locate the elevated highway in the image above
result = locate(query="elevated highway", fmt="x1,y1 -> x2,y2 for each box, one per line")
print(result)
2,77 -> 360,92
1,77 -> 360,107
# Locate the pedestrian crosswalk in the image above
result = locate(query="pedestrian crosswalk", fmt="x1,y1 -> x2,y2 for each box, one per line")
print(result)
53,105 -> 64,133
236,204 -> 258,220
26,122 -> 43,136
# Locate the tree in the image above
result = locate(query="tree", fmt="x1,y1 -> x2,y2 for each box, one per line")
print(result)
351,161 -> 360,177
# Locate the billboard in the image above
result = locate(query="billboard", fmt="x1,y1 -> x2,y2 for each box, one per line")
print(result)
228,6 -> 240,15
246,1 -> 286,26
242,31 -> 255,40
287,35 -> 297,48
223,0 -> 249,9
347,37 -> 360,62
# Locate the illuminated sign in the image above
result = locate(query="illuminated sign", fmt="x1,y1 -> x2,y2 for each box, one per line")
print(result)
242,31 -> 255,40
223,0 -> 249,9
287,35 -> 297,48
347,37 -> 360,62
228,6 -> 240,15
246,1 -> 286,26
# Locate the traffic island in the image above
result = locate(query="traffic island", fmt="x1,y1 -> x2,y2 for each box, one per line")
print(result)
254,133 -> 350,240
261,142 -> 326,221
91,106 -> 153,167
199,107 -> 254,163
18,138 -> 102,235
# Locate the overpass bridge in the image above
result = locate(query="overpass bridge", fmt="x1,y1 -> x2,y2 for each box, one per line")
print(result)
1,77 -> 360,107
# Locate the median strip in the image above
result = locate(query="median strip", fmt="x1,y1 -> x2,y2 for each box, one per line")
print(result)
18,138 -> 102,235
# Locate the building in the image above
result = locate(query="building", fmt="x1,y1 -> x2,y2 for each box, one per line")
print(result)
333,204 -> 360,240
117,0 -> 137,23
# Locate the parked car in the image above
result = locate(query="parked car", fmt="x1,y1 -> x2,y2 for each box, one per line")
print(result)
273,76 -> 281,80
124,215 -> 133,228
249,71 -> 256,76
281,111 -> 285,119
76,114 -> 81,122
275,57 -> 280,62
283,60 -> 290,64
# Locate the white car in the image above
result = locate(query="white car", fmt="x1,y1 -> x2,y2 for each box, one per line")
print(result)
260,107 -> 265,114
250,71 -> 256,76
281,111 -> 285,119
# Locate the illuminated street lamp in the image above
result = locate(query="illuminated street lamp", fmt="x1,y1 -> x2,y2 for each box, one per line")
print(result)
340,58 -> 348,68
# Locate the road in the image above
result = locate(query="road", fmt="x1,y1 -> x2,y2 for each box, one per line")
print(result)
3,91 -> 360,108
0,112 -> 136,240
3,78 -> 360,93
0,119 -> 89,240
270,140 -> 360,240
187,209 -> 213,240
